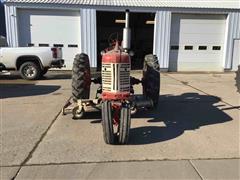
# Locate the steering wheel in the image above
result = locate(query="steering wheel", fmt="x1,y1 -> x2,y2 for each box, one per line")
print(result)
108,32 -> 119,47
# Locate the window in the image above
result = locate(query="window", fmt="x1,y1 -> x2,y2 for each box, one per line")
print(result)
28,43 -> 34,47
198,46 -> 207,50
68,44 -> 78,48
171,45 -> 179,50
54,44 -> 64,47
184,46 -> 193,50
212,46 -> 221,50
39,44 -> 49,47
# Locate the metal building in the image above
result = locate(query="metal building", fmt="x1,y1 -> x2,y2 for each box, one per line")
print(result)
3,0 -> 240,71
0,1 -> 6,37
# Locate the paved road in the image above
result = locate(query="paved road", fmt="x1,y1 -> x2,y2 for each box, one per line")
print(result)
0,71 -> 239,179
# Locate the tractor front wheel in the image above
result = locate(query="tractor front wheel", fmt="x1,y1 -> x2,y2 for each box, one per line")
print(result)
118,103 -> 131,144
102,101 -> 115,144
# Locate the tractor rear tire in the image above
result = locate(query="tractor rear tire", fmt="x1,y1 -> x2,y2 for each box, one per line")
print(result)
118,103 -> 131,144
142,54 -> 160,107
236,65 -> 240,93
102,101 -> 115,144
72,53 -> 91,102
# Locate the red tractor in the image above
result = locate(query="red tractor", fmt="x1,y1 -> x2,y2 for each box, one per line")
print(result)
63,10 -> 160,144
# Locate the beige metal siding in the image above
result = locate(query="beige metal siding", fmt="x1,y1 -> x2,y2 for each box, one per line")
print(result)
224,12 -> 240,69
80,8 -> 97,68
153,11 -> 171,69
232,39 -> 240,71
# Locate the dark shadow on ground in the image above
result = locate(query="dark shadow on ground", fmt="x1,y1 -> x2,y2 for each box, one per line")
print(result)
0,71 -> 72,80
128,93 -> 233,145
0,71 -> 101,80
71,92 -> 233,145
0,83 -> 61,99
41,74 -> 72,80
72,112 -> 101,122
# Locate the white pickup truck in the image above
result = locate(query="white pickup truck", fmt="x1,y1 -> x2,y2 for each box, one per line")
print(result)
0,46 -> 65,80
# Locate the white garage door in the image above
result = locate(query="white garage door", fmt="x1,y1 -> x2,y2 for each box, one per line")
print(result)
169,14 -> 226,71
18,9 -> 81,69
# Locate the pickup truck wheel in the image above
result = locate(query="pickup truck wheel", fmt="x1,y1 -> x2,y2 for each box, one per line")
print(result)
19,62 -> 41,80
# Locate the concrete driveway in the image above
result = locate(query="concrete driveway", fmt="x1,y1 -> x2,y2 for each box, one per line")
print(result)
0,71 -> 239,179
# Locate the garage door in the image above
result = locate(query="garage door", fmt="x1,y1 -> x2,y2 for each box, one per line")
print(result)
18,9 -> 81,69
169,14 -> 226,71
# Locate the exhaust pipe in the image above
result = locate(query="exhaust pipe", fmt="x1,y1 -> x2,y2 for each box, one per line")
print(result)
122,9 -> 131,51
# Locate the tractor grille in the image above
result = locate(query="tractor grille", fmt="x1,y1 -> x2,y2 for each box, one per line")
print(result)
102,64 -> 112,91
102,63 -> 130,92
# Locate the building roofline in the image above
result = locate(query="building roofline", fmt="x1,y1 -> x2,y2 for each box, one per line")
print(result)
3,0 -> 240,10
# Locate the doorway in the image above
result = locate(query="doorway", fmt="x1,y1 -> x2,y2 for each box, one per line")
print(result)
97,11 -> 155,70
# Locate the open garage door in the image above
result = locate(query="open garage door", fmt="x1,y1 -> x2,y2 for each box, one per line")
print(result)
18,9 -> 81,69
169,14 -> 226,71
97,11 -> 154,70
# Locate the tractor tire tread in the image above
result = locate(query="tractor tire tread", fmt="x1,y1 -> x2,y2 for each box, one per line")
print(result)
119,105 -> 131,144
72,53 -> 91,101
142,54 -> 160,107
102,101 -> 115,144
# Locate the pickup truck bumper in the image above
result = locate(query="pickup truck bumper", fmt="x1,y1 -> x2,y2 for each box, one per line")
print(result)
51,59 -> 65,68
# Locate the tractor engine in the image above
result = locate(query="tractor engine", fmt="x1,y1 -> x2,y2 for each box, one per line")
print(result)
102,45 -> 131,100
102,9 -> 131,101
